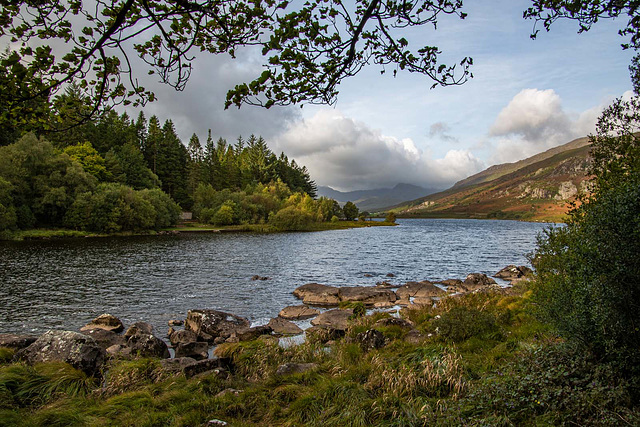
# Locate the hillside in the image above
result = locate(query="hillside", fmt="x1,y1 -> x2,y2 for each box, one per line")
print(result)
317,183 -> 438,212
390,137 -> 593,222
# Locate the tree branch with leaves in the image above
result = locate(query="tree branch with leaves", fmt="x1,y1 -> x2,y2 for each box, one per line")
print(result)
0,0 -> 472,131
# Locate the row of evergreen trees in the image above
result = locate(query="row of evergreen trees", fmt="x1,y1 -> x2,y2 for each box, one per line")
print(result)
39,87 -> 317,210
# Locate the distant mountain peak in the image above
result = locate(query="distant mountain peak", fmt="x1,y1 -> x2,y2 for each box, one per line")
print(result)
317,183 -> 439,212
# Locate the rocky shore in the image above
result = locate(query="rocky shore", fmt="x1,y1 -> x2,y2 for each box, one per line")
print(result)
1,265 -> 532,380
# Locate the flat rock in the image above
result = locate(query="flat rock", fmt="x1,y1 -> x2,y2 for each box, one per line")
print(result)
268,317 -> 303,335
0,334 -> 37,350
375,281 -> 396,288
293,283 -> 340,306
106,344 -> 130,358
185,309 -> 251,341
396,281 -> 446,300
80,328 -> 126,350
278,305 -> 319,320
463,273 -> 497,291
124,322 -> 153,338
80,313 -> 124,333
493,265 -> 533,281
168,319 -> 184,327
310,309 -> 353,331
175,341 -> 209,360
14,330 -> 105,376
169,329 -> 199,346
275,362 -> 318,376
338,286 -> 397,306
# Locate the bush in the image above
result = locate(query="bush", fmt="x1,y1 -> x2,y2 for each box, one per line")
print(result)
431,307 -> 501,343
213,201 -> 236,226
385,212 -> 396,223
268,206 -> 313,230
64,183 -> 179,232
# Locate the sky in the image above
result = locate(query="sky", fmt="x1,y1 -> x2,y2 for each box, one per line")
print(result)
126,0 -> 635,191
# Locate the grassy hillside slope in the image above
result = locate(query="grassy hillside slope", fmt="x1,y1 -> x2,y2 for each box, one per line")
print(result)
390,138 -> 592,222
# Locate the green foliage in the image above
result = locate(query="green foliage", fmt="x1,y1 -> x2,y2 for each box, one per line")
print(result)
0,348 -> 15,364
454,344 -> 640,426
213,201 -> 237,226
431,306 -> 502,343
0,133 -> 97,227
342,201 -> 359,221
385,211 -> 397,223
63,141 -> 108,180
64,183 -> 179,232
268,206 -> 313,231
0,362 -> 95,409
1,288 -> 638,426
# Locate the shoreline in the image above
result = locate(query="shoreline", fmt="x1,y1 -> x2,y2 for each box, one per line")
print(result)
0,220 -> 397,242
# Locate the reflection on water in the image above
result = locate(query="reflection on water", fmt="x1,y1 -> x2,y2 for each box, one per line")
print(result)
0,219 -> 551,335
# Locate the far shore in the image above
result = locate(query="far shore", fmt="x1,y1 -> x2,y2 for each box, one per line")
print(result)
0,220 -> 397,241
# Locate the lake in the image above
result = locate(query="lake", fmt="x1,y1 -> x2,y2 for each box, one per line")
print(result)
0,219 -> 552,336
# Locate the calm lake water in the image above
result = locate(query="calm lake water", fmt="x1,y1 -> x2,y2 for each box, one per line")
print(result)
0,219 -> 552,336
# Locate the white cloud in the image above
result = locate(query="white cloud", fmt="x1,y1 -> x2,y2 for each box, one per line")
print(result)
487,88 -> 613,164
274,110 -> 484,191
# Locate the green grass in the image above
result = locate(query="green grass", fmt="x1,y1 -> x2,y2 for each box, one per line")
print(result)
0,284 -> 637,426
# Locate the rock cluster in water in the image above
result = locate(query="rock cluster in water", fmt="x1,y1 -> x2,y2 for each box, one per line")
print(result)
2,265 -> 532,379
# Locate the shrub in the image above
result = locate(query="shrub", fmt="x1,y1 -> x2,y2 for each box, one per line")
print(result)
213,201 -> 236,226
385,212 -> 396,223
268,205 -> 313,230
431,307 -> 501,343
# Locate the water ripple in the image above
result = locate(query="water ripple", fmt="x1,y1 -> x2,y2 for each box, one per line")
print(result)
0,218 -> 553,335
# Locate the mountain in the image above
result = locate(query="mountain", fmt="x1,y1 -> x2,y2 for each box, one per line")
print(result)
317,183 -> 439,212
389,137 -> 593,222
